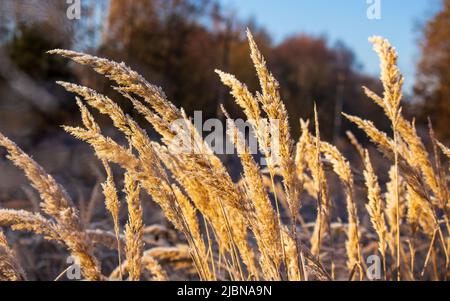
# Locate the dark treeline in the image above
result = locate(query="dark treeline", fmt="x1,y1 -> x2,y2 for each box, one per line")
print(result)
0,0 -> 448,146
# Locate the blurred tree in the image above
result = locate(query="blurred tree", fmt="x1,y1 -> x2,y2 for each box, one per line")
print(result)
97,0 -> 272,121
98,0 -> 220,118
0,0 -> 384,144
6,23 -> 70,80
0,0 -> 74,45
0,1 -> 76,142
414,0 -> 450,141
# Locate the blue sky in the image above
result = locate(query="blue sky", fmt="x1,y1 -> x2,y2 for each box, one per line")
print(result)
220,0 -> 442,92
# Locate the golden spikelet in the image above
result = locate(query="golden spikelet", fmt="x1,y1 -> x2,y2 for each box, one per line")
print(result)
124,172 -> 144,281
48,49 -> 181,123
141,254 -> 169,281
305,112 -> 362,276
0,133 -> 71,219
299,120 -> 329,257
73,98 -> 122,269
385,166 -> 406,255
369,36 -> 404,280
171,186 -> 203,255
101,163 -> 121,242
223,107 -> 282,280
312,107 -> 329,260
406,186 -> 435,238
152,144 -> 231,249
0,209 -> 58,240
247,29 -> 301,223
343,114 -> 392,155
437,141 -> 450,160
368,36 -> 403,122
101,162 -> 123,278
363,84 -> 442,207
0,231 -> 26,281
346,131 -> 365,160
363,151 -> 388,263
86,229 -> 125,252
0,132 -> 102,280
320,142 -> 361,273
63,126 -> 139,171
67,94 -> 185,239
171,185 -> 213,280
281,228 -> 301,281
215,70 -> 261,122
295,120 -> 309,183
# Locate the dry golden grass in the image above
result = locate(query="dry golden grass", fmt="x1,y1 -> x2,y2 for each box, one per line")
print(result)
0,31 -> 448,281
0,230 -> 26,281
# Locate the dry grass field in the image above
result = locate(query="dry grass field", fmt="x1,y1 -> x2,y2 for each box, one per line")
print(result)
0,30 -> 449,281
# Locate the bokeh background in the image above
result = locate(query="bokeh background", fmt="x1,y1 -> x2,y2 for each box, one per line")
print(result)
0,0 -> 449,278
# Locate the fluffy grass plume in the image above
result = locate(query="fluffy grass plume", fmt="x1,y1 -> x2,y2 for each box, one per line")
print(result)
0,31 -> 448,281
